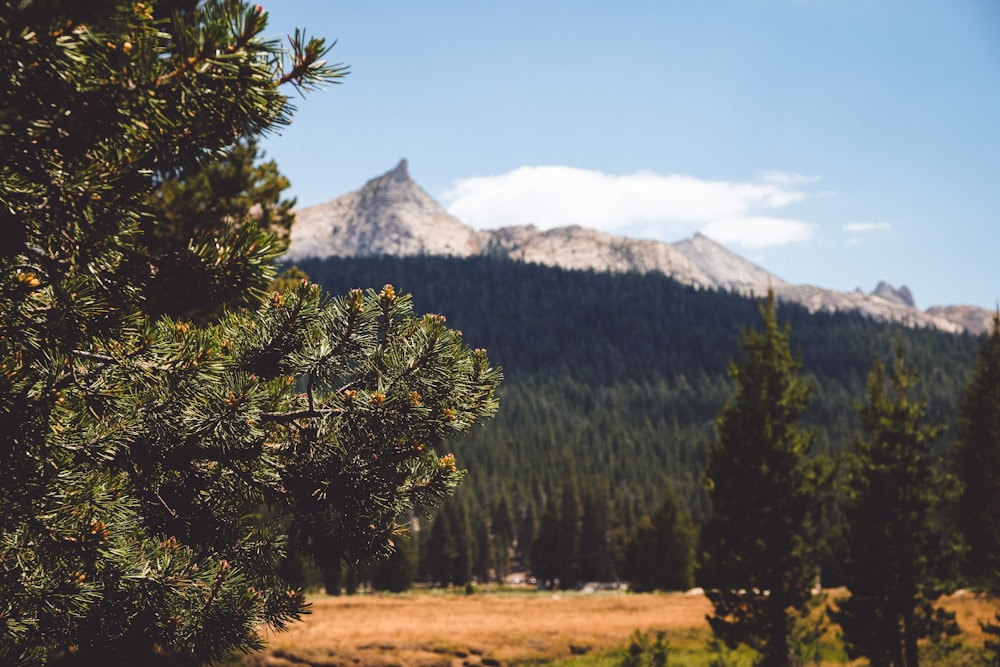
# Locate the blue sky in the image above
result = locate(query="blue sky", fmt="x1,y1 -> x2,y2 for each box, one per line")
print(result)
261,1 -> 1000,310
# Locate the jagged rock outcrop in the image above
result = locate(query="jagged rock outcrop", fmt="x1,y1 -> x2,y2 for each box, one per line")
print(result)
773,284 -> 965,333
872,281 -> 915,307
286,161 -> 993,335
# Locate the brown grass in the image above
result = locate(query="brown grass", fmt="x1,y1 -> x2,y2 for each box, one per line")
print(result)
238,588 -> 998,667
941,589 -> 998,644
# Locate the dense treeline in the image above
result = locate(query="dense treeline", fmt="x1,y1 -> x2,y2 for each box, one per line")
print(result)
288,254 -> 982,590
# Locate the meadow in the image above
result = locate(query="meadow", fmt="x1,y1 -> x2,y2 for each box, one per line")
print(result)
238,588 -> 997,667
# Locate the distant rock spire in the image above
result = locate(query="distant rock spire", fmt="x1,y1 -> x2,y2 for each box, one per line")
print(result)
392,158 -> 409,182
872,281 -> 915,307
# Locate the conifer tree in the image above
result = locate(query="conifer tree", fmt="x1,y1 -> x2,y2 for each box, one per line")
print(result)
578,479 -> 616,582
371,536 -> 417,593
830,348 -> 959,667
953,313 -> 1000,592
490,494 -> 515,580
529,472 -> 583,588
450,498 -> 474,586
623,489 -> 695,592
554,470 -> 583,586
424,509 -> 457,586
530,492 -> 563,587
0,2 -> 500,664
698,293 -> 820,667
517,497 -> 539,567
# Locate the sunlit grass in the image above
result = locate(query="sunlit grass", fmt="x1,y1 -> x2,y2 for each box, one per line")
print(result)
236,588 -> 997,666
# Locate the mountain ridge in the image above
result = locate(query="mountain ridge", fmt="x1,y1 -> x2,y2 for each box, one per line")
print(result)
285,160 -> 994,335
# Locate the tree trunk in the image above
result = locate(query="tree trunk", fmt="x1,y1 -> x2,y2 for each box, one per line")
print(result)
902,606 -> 919,667
766,594 -> 793,667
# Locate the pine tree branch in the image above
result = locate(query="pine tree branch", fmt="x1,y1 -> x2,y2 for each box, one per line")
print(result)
155,13 -> 259,88
72,350 -> 116,364
259,407 -> 343,424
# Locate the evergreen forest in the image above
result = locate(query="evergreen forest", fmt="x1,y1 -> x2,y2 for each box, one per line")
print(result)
289,255 -> 984,589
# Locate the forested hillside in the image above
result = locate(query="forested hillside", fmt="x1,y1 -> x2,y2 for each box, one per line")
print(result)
290,255 -> 982,586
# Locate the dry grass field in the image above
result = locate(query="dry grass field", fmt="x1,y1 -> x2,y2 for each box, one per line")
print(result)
238,589 -> 998,667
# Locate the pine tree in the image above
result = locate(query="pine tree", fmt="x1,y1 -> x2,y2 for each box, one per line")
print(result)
0,2 -> 500,664
623,490 -> 695,592
953,313 -> 1000,592
490,494 -> 515,581
698,293 -> 821,667
424,509 -> 457,586
473,509 -> 494,582
830,347 -> 959,667
554,470 -> 583,586
578,479 -> 616,582
530,492 -> 562,587
371,536 -> 417,593
449,498 -> 474,587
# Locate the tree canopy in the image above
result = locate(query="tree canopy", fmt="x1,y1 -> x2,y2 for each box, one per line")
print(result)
698,293 -> 822,667
953,313 -> 1000,593
831,347 -> 959,667
0,2 -> 499,664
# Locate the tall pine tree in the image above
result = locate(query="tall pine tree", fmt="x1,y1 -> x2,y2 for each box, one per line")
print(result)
699,293 -> 821,667
953,313 -> 1000,593
623,489 -> 695,592
831,347 -> 959,667
0,2 -> 500,664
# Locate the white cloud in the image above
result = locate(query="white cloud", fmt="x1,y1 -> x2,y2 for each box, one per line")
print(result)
703,217 -> 817,249
758,170 -> 819,186
842,222 -> 891,245
441,165 -> 816,249
842,222 -> 891,234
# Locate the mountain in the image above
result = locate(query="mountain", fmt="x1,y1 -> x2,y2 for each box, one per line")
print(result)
286,160 -> 994,335
285,159 -> 480,260
872,280 -> 915,307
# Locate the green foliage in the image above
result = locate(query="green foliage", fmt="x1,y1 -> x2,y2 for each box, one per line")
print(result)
619,630 -> 671,667
370,535 -> 417,593
142,139 -> 298,322
623,490 -> 695,592
578,480 -> 620,582
292,254 -> 981,587
0,2 -> 498,664
530,491 -> 565,586
530,470 -> 608,588
422,495 -> 475,587
953,313 -> 1000,593
831,346 -> 960,667
698,293 -> 822,667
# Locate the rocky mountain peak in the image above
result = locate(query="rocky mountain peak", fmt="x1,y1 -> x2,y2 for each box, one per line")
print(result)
872,281 -> 915,307
285,160 -> 480,261
391,158 -> 410,182
673,232 -> 786,292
